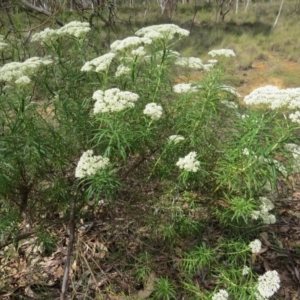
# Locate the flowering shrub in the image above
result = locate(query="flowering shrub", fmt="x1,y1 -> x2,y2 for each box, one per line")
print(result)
0,20 -> 293,299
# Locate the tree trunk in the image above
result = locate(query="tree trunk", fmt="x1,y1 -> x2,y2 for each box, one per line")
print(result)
244,0 -> 250,12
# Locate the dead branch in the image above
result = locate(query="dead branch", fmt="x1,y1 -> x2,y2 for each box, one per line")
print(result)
20,0 -> 64,26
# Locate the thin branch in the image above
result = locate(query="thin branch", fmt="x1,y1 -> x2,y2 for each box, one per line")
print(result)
273,0 -> 285,28
60,195 -> 77,300
0,231 -> 35,250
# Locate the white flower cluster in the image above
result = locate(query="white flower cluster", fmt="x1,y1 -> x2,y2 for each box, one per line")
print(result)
75,150 -> 109,178
115,64 -> 131,77
208,59 -> 218,64
143,103 -> 163,120
31,28 -> 58,43
284,143 -> 300,171
15,76 -> 31,85
203,63 -> 217,71
110,36 -> 152,52
135,24 -> 189,41
211,289 -> 229,300
254,292 -> 267,300
81,53 -> 116,73
131,46 -> 147,57
251,196 -> 276,224
0,35 -> 8,51
289,111 -> 300,124
242,265 -> 250,275
31,21 -> 90,43
256,270 -> 280,298
176,151 -> 200,172
175,57 -> 203,69
208,49 -> 236,57
173,83 -> 198,93
242,148 -> 250,156
168,135 -> 185,144
244,85 -> 300,110
93,88 -> 139,114
0,56 -> 53,84
249,239 -> 262,254
57,21 -> 90,38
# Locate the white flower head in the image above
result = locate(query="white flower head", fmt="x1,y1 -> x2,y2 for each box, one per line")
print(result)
176,151 -> 200,172
244,85 -> 300,109
135,24 -> 189,42
242,266 -> 250,276
93,88 -> 139,114
115,64 -> 131,77
57,21 -> 90,38
31,28 -> 59,43
289,111 -> 300,124
131,46 -> 146,57
208,59 -> 218,64
15,76 -> 31,85
211,289 -> 229,300
251,197 -> 276,224
173,83 -> 198,94
81,53 -> 116,73
75,150 -> 109,178
249,239 -> 262,254
175,57 -> 203,69
202,63 -> 215,71
256,270 -> 280,298
143,103 -> 163,120
0,56 -> 53,83
251,210 -> 261,220
259,197 -> 274,212
254,293 -> 268,300
31,21 -> 90,43
168,135 -> 185,144
110,36 -> 152,52
242,148 -> 250,156
208,49 -> 236,57
260,212 -> 276,224
284,143 -> 300,171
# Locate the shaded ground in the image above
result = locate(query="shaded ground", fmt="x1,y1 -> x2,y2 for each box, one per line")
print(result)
1,53 -> 300,300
